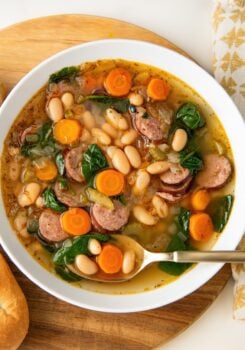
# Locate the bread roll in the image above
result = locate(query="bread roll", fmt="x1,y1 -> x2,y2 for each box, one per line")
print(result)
0,254 -> 29,350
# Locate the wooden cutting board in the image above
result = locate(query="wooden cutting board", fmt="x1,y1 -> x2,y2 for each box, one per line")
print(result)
0,15 -> 231,350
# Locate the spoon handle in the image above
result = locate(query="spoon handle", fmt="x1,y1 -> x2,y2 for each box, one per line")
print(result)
173,250 -> 245,263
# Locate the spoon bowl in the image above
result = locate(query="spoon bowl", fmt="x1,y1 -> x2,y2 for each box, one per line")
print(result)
67,234 -> 245,283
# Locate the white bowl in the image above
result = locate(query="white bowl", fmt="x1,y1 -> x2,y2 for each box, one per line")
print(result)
0,39 -> 245,313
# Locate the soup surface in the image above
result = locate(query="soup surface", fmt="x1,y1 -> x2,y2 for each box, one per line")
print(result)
1,59 -> 234,294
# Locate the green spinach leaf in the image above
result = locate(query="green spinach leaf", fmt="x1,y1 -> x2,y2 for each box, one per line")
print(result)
55,265 -> 82,282
176,103 -> 205,130
43,187 -> 67,212
53,233 -> 110,265
57,176 -> 69,190
159,208 -> 192,276
208,194 -> 233,232
49,66 -> 79,84
55,152 -> 65,175
27,219 -> 39,234
179,139 -> 203,174
82,144 -> 108,182
80,95 -> 130,113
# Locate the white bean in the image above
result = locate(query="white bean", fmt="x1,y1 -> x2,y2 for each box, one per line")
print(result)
82,110 -> 96,129
91,128 -> 111,145
171,128 -> 188,152
147,161 -> 170,175
75,254 -> 98,275
19,228 -> 30,238
35,196 -> 44,208
14,211 -> 27,231
114,137 -> 124,148
88,238 -> 102,255
105,108 -> 128,130
152,195 -> 169,219
124,145 -> 141,168
133,170 -> 150,194
122,250 -> 136,274
133,205 -> 158,226
61,92 -> 74,110
102,123 -> 118,139
48,97 -> 63,122
128,92 -> 144,106
106,146 -> 118,158
18,182 -> 41,207
9,160 -> 21,181
121,129 -> 138,145
112,149 -> 131,175
80,128 -> 91,142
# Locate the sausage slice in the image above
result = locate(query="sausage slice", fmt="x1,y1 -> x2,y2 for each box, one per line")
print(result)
64,145 -> 85,183
196,154 -> 232,189
39,209 -> 68,242
160,166 -> 190,185
91,200 -> 129,232
54,181 -> 86,207
156,191 -> 188,203
160,176 -> 193,195
130,106 -> 164,141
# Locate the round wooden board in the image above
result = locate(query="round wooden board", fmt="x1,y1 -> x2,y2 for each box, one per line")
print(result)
0,15 -> 231,350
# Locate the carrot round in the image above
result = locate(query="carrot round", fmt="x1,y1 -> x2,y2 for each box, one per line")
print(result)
191,189 -> 211,211
53,119 -> 82,145
95,169 -> 125,196
35,160 -> 58,181
61,208 -> 91,236
97,244 -> 123,274
104,68 -> 132,96
147,78 -> 170,101
189,213 -> 214,241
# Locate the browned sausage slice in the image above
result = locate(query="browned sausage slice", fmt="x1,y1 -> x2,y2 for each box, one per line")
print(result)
160,166 -> 190,185
159,176 -> 193,195
156,191 -> 188,203
90,209 -> 106,233
131,106 -> 164,141
54,181 -> 86,207
39,209 -> 68,242
64,145 -> 85,182
91,200 -> 129,232
196,154 -> 232,189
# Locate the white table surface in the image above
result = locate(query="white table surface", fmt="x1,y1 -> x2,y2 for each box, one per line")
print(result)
1,1 -> 244,349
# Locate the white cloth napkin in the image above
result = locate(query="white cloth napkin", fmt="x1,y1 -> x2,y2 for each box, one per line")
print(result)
212,0 -> 245,319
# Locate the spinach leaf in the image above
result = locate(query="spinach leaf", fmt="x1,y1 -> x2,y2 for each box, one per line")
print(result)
113,194 -> 127,206
21,121 -> 57,159
43,187 -> 67,212
177,207 -> 191,239
57,176 -> 69,190
80,95 -> 130,113
176,103 -> 205,130
53,233 -> 110,265
27,219 -> 39,234
55,265 -> 82,282
82,144 -> 108,182
55,152 -> 65,175
179,139 -> 203,174
208,194 -> 233,233
159,208 -> 192,276
49,66 -> 79,84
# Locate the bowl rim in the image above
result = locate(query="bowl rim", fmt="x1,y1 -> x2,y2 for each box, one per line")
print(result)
0,39 -> 245,313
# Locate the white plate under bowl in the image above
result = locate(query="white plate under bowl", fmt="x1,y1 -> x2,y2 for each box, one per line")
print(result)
0,39 -> 244,313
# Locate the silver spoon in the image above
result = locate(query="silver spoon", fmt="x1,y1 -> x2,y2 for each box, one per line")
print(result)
68,234 -> 245,283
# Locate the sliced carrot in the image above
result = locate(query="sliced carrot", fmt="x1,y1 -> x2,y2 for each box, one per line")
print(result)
95,169 -> 125,196
147,78 -> 170,101
53,119 -> 82,145
191,190 -> 211,211
35,160 -> 58,181
61,208 -> 91,236
97,244 -> 123,274
104,68 -> 132,97
189,213 -> 214,241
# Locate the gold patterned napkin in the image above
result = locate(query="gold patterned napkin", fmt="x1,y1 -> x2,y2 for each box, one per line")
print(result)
212,0 -> 245,319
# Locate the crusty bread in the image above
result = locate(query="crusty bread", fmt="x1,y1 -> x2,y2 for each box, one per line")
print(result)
0,254 -> 29,350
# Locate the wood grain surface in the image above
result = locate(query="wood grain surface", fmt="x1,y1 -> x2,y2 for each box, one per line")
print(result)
0,14 -> 231,350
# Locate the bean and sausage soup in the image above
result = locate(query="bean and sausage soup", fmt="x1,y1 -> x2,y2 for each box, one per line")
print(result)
1,60 -> 234,294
